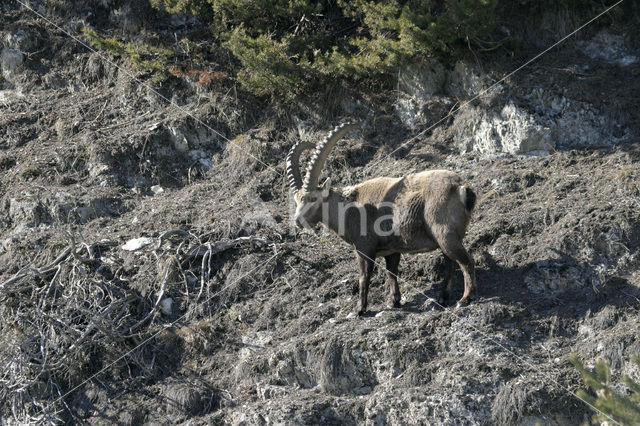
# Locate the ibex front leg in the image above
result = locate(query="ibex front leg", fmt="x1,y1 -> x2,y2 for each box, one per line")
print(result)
355,250 -> 374,315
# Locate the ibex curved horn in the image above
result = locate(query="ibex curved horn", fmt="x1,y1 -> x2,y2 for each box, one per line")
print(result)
286,141 -> 315,192
302,123 -> 361,191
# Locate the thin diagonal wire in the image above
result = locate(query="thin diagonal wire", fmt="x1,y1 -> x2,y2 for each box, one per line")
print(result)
362,0 -> 625,176
36,250 -> 280,420
13,0 -> 626,423
14,0 -> 282,177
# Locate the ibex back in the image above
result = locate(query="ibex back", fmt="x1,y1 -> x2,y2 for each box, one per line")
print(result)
287,123 -> 477,315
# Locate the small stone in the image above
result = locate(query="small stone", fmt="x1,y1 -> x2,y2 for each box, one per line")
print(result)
346,312 -> 357,319
150,185 -> 164,195
159,298 -> 173,316
198,157 -> 213,170
1,48 -> 23,82
121,237 -> 154,251
169,127 -> 189,152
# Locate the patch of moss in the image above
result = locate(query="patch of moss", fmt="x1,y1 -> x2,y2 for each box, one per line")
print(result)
20,167 -> 41,180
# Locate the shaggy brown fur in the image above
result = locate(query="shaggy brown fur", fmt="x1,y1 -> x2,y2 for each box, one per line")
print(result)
287,125 -> 477,315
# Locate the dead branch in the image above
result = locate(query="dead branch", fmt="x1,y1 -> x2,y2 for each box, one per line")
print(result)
185,236 -> 276,261
0,230 -> 277,423
156,229 -> 190,249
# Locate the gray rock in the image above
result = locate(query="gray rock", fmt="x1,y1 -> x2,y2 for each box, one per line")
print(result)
318,338 -> 377,396
240,331 -> 272,360
578,29 -> 637,66
453,103 -> 554,155
394,96 -> 422,128
525,88 -> 629,148
447,60 -> 483,98
121,237 -> 155,251
170,126 -> 190,152
552,107 -> 626,148
256,384 -> 289,401
168,122 -> 221,153
524,259 -> 594,294
397,59 -> 446,102
53,192 -> 120,224
7,196 -> 51,230
364,387 -> 482,425
1,48 -> 23,82
3,30 -> 37,51
150,185 -> 164,195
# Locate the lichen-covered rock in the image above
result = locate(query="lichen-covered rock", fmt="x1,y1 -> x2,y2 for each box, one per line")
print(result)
1,48 -> 23,82
398,59 -> 447,102
525,87 -> 629,148
7,196 -> 51,230
578,29 -> 637,67
364,388 -> 484,426
453,103 -> 554,155
447,60 -> 483,99
394,96 -> 423,128
168,120 -> 221,153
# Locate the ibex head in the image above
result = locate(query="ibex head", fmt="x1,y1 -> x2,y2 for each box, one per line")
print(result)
286,123 -> 361,229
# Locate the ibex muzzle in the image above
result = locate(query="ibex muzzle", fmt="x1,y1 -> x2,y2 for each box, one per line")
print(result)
286,123 -> 477,315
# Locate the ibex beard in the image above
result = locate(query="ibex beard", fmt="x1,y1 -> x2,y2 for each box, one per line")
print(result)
287,123 -> 477,316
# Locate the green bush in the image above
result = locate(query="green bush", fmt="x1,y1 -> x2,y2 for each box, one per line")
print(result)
150,0 -> 499,97
570,354 -> 640,425
149,0 -> 633,98
82,27 -> 177,83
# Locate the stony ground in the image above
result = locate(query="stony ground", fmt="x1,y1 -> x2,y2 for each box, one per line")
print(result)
1,1 -> 639,425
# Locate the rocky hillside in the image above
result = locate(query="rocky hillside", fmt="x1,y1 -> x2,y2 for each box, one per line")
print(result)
1,1 -> 639,424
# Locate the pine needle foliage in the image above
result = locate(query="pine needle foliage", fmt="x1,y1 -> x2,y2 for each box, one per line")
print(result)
150,0 -> 498,97
570,354 -> 640,425
82,27 -> 177,83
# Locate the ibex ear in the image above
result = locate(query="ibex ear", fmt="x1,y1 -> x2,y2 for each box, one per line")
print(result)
321,177 -> 331,197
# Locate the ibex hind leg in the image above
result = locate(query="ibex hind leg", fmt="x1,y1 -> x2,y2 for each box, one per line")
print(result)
437,237 -> 476,308
384,253 -> 401,309
439,256 -> 455,306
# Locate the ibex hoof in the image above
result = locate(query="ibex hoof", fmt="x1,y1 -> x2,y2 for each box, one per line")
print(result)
386,300 -> 401,309
455,300 -> 469,309
354,304 -> 367,316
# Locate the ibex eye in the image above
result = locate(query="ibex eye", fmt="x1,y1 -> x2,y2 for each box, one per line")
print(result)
308,196 -> 318,202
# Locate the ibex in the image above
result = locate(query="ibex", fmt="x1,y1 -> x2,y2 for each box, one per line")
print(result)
286,123 -> 477,315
